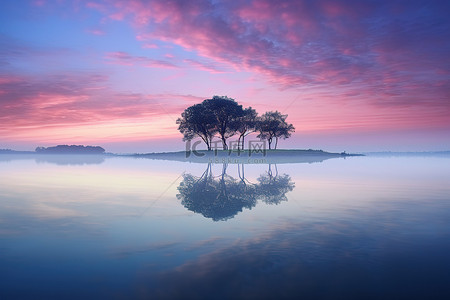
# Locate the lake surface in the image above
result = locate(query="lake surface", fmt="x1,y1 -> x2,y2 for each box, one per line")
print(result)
1,155 -> 449,299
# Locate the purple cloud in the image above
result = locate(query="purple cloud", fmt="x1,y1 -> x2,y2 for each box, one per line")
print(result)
100,0 -> 449,109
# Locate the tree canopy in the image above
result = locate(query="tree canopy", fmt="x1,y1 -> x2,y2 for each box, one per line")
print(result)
203,96 -> 244,150
256,111 -> 295,150
177,96 -> 295,150
236,107 -> 258,150
177,103 -> 217,150
177,96 -> 245,150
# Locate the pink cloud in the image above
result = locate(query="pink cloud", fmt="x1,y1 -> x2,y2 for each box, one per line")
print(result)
28,0 -> 450,114
0,72 -> 203,143
97,0 -> 448,114
142,43 -> 158,49
104,51 -> 177,69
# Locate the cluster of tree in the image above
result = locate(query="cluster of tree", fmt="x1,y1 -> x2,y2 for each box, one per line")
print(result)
35,145 -> 105,154
177,96 -> 295,150
177,163 -> 295,221
0,149 -> 25,154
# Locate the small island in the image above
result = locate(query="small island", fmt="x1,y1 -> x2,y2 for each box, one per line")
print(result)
35,145 -> 106,154
128,95 -> 363,164
0,145 -> 107,165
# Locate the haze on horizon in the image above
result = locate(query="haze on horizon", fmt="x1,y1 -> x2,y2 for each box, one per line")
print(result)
1,0 -> 449,153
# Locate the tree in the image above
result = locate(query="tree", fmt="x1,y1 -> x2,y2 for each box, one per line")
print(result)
177,96 -> 244,150
256,111 -> 295,150
176,103 -> 217,150
203,96 -> 244,150
235,107 -> 258,150
177,97 -> 297,151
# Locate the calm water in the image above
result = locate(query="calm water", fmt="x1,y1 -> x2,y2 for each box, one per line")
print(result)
1,155 -> 449,299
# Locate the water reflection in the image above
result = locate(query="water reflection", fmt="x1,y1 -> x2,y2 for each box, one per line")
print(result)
143,218 -> 450,299
1,156 -> 449,299
177,163 -> 294,221
256,164 -> 295,205
0,154 -> 105,165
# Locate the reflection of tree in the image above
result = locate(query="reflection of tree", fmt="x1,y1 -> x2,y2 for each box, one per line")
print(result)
256,164 -> 295,205
177,163 -> 294,221
177,164 -> 257,221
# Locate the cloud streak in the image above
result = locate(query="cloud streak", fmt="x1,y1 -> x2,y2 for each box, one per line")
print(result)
105,0 -> 449,108
0,72 -> 201,143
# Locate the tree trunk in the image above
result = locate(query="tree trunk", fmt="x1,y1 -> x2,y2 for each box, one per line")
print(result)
241,134 -> 245,150
238,134 -> 244,151
275,137 -> 278,149
200,136 -> 210,150
221,136 -> 228,150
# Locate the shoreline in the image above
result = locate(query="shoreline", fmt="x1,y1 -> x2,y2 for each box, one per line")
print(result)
125,149 -> 363,164
0,149 -> 363,165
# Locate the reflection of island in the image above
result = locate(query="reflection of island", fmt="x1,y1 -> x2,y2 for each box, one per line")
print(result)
0,154 -> 105,165
35,154 -> 105,165
135,149 -> 360,164
177,163 -> 294,221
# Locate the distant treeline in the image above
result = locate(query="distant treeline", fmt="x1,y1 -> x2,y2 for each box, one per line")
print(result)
0,149 -> 33,154
35,145 -> 105,154
0,149 -> 16,153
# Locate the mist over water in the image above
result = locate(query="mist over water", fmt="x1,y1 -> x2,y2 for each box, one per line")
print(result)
1,155 -> 449,299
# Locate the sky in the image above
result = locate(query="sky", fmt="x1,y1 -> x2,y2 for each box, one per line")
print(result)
0,0 -> 449,153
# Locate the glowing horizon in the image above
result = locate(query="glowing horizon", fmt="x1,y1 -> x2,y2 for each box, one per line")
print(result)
1,0 -> 449,153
